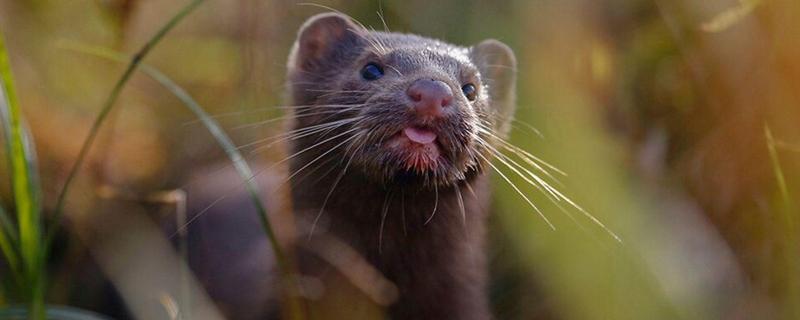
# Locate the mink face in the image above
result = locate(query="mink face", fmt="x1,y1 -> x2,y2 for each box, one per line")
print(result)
287,13 -> 516,188
331,40 -> 485,187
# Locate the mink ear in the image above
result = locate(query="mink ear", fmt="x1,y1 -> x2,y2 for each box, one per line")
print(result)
289,13 -> 363,72
470,39 -> 517,135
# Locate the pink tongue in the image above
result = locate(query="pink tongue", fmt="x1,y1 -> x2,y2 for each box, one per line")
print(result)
403,127 -> 437,144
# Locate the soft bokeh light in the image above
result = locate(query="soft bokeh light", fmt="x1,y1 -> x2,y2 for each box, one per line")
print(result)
1,0 -> 798,319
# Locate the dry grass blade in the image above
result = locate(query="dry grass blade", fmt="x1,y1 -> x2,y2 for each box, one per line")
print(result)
765,125 -> 791,206
47,0 -> 205,250
701,0 -> 761,32
764,124 -> 800,317
59,42 -> 307,320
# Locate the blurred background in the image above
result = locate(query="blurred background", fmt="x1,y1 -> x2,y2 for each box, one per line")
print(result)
0,0 -> 799,319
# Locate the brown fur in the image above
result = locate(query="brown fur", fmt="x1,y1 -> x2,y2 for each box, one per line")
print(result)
285,13 -> 516,319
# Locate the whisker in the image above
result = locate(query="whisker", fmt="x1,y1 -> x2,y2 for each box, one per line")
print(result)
476,152 -> 555,230
315,91 -> 370,99
465,183 -> 479,200
424,185 -> 439,225
377,0 -> 390,32
367,26 -> 389,53
305,89 -> 370,94
286,134 -> 358,182
308,157 -> 353,240
182,102 -> 358,127
241,114 -> 357,144
311,112 -> 369,143
539,181 -> 622,242
297,2 -> 372,32
400,190 -> 407,237
496,138 -> 566,176
476,136 -> 561,201
169,195 -> 226,239
478,136 -> 565,206
498,143 -> 566,185
477,132 -> 621,242
511,119 -> 545,139
349,27 -> 386,55
385,64 -> 404,77
477,123 -> 566,177
276,103 -> 363,110
171,158 -> 282,237
291,152 -> 340,188
308,149 -> 356,240
294,2 -> 389,63
483,63 -> 517,71
261,127 -> 359,169
233,106 -> 361,131
270,134 -> 358,198
378,189 -> 393,254
463,182 -> 490,216
242,117 -> 361,151
279,130 -> 359,179
181,106 -> 279,126
455,184 -> 466,229
231,115 -> 294,131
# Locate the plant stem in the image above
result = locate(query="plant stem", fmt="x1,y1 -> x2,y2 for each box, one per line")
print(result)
46,0 -> 205,252
0,30 -> 45,320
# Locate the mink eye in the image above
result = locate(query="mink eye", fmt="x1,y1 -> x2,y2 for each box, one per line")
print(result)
361,63 -> 384,80
461,83 -> 477,101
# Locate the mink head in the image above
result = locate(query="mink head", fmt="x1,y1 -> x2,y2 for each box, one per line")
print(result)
287,13 -> 517,188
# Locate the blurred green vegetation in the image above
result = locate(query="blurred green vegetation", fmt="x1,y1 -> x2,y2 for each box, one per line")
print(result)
0,0 -> 798,319
1,29 -> 46,319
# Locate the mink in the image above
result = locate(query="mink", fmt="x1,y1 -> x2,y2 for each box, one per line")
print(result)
284,13 -> 517,320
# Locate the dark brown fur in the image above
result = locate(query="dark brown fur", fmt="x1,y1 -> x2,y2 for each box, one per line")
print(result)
285,13 -> 516,319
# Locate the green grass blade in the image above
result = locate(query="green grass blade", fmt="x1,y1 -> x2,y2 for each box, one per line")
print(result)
0,28 -> 37,276
0,198 -> 18,245
0,90 -> 16,247
0,202 -> 16,242
0,163 -> 19,287
140,61 -> 307,319
0,30 -> 45,319
0,202 -> 22,282
59,43 -> 307,319
0,46 -> 17,269
46,0 -> 205,249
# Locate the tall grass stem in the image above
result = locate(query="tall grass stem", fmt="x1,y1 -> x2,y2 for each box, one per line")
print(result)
60,43 -> 307,319
0,30 -> 45,319
47,0 -> 204,254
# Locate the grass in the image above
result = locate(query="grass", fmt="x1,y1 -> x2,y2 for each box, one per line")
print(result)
0,30 -> 46,319
1,0 -> 304,316
56,42 -> 306,319
764,125 -> 800,319
47,0 -> 205,252
2,1 -> 797,319
0,0 -> 305,318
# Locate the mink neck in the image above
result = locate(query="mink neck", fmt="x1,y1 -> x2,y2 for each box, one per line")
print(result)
289,158 -> 492,318
290,163 -> 488,246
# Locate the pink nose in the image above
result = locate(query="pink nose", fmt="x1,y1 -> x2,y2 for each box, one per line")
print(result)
407,79 -> 453,117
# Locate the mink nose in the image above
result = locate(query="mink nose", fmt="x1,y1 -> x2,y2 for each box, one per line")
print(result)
407,79 -> 453,117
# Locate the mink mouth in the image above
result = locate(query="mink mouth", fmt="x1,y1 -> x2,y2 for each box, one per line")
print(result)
386,125 -> 446,173
350,99 -> 478,186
